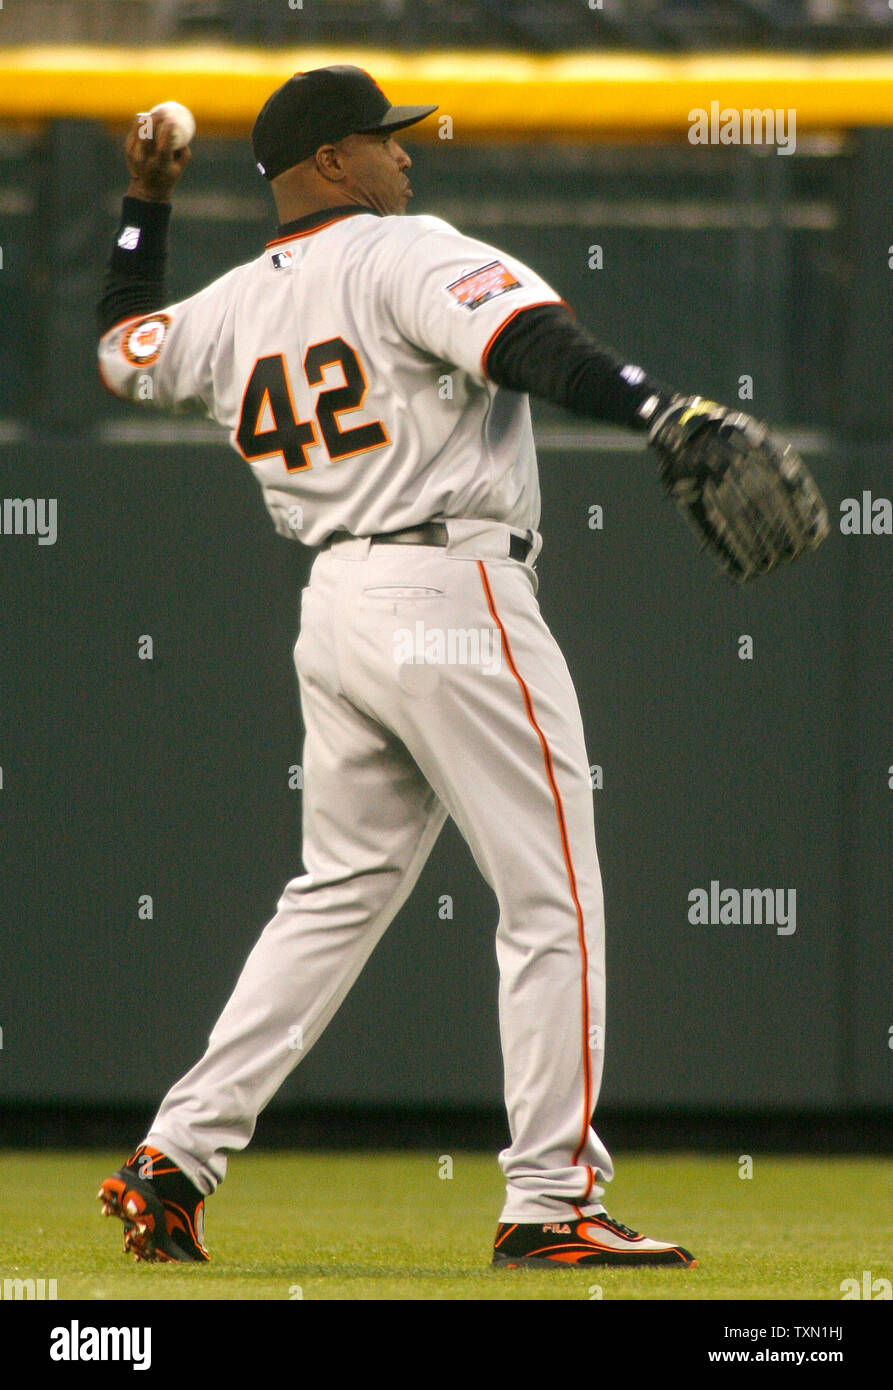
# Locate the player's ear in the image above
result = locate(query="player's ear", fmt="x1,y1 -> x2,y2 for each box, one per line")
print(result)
315,144 -> 347,183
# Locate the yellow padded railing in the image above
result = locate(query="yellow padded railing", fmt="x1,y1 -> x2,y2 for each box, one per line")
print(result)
1,48 -> 890,131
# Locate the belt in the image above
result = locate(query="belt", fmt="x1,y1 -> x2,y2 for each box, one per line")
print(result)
321,522 -> 531,562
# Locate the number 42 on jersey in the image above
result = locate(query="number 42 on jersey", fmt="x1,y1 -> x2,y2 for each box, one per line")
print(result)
236,336 -> 389,473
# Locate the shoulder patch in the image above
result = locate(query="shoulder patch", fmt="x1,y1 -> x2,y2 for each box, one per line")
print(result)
271,249 -> 293,270
122,314 -> 171,366
446,261 -> 522,311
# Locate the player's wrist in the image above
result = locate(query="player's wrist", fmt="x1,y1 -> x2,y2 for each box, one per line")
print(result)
126,181 -> 173,205
108,195 -> 172,282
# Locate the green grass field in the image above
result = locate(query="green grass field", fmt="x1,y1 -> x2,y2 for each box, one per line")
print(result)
0,1151 -> 889,1301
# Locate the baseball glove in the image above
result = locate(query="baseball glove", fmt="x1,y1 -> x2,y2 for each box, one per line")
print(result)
647,395 -> 830,583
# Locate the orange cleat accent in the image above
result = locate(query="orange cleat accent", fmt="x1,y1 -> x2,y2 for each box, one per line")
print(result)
492,1213 -> 696,1269
97,1150 -> 209,1263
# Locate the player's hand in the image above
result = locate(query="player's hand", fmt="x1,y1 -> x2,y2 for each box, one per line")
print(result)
124,112 -> 191,203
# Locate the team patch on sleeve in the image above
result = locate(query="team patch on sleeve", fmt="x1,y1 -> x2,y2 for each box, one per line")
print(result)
121,314 -> 171,366
446,261 -> 522,311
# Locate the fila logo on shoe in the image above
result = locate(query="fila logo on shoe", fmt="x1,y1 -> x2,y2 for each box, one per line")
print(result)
542,1223 -> 572,1234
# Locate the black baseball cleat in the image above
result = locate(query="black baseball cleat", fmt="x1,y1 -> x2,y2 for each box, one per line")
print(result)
492,1213 -> 696,1268
97,1143 -> 209,1263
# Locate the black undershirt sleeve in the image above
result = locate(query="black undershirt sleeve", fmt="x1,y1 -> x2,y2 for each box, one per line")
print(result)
97,196 -> 172,336
485,303 -> 674,431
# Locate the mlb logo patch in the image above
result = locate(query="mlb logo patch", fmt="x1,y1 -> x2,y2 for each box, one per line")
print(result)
271,250 -> 294,270
446,261 -> 521,311
117,226 -> 141,251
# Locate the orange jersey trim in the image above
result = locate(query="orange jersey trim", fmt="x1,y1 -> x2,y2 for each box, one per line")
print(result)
265,211 -> 367,250
480,298 -> 575,380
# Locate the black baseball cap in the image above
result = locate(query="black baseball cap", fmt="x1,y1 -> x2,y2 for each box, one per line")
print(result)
253,65 -> 437,180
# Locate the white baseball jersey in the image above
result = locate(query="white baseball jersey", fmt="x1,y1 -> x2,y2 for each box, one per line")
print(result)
98,210 -> 563,546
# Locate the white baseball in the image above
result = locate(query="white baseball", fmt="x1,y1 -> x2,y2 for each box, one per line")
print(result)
150,101 -> 196,150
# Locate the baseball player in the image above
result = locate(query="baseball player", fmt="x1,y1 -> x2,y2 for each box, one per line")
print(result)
96,66 -> 826,1271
